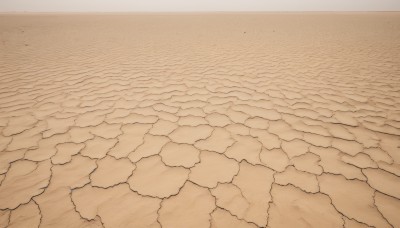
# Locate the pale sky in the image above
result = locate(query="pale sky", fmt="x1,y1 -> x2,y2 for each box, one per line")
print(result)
1,0 -> 400,12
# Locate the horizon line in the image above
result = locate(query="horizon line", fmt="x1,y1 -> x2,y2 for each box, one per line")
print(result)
1,10 -> 400,14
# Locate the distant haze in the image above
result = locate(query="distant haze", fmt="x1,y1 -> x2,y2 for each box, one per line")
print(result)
1,0 -> 400,12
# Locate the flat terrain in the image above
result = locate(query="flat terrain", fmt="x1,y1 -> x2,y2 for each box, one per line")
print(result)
0,13 -> 400,228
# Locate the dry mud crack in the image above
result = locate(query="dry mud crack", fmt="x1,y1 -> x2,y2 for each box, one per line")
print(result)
1,13 -> 400,228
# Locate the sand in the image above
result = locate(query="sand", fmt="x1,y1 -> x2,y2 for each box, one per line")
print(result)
0,13 -> 400,228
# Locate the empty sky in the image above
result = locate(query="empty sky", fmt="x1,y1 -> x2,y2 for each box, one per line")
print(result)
1,0 -> 400,12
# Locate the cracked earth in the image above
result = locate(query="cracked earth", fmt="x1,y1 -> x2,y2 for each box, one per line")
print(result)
0,13 -> 400,228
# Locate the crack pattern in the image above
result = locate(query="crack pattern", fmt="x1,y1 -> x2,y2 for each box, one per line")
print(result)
1,13 -> 400,228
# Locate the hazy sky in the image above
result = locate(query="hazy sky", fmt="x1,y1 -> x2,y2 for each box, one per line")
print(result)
1,0 -> 400,12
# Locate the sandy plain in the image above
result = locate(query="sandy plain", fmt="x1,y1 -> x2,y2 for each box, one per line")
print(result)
0,13 -> 400,228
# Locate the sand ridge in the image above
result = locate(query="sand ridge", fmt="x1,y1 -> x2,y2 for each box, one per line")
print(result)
0,13 -> 400,227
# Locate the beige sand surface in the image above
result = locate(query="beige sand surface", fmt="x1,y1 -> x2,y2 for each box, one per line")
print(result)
0,13 -> 400,228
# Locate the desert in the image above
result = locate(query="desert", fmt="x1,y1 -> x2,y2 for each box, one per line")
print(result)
0,13 -> 400,227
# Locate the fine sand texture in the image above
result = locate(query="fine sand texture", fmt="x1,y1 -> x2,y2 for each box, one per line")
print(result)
0,13 -> 400,228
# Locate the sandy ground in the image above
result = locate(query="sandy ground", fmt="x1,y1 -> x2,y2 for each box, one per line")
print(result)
0,13 -> 400,228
